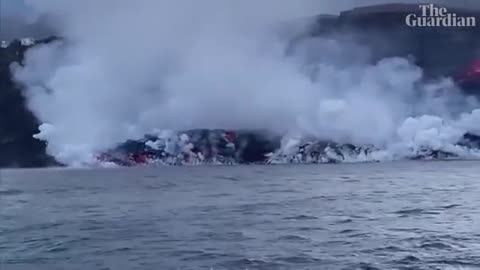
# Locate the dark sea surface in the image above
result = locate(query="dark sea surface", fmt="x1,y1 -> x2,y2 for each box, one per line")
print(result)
1,161 -> 480,270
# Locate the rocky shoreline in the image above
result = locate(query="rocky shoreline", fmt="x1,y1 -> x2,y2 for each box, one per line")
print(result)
2,4 -> 480,168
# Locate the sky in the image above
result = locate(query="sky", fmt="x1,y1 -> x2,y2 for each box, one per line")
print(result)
1,0 -> 28,16
1,0 -> 480,39
2,0 -> 480,17
0,0 -> 48,40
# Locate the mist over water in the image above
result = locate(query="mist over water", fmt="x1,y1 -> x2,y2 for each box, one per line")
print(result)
10,0 -> 480,165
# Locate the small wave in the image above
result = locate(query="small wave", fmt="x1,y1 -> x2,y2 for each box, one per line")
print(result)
430,260 -> 480,270
395,255 -> 422,264
283,215 -> 318,220
338,229 -> 356,234
394,208 -> 426,215
220,258 -> 286,269
394,208 -> 441,217
420,242 -> 454,250
355,262 -> 382,270
200,193 -> 233,198
274,255 -> 323,264
0,189 -> 24,196
275,235 -> 310,242
214,176 -> 241,181
441,204 -> 462,209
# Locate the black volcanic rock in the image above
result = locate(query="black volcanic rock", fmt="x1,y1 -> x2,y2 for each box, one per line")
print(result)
0,37 -> 61,168
302,3 -> 480,78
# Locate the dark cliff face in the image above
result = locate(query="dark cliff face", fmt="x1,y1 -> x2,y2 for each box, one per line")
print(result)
304,4 -> 480,78
0,37 -> 60,168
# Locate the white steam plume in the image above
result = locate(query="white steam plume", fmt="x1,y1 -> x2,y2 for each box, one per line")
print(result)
11,0 -> 480,165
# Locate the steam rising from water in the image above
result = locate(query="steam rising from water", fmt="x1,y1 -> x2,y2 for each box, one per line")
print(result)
11,0 -> 480,165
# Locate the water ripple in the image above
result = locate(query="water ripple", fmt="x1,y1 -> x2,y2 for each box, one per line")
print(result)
1,162 -> 480,269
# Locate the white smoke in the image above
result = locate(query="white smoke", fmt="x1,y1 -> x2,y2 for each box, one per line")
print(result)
11,0 -> 480,165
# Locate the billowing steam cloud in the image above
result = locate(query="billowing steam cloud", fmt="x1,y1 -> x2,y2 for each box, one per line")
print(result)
11,0 -> 480,165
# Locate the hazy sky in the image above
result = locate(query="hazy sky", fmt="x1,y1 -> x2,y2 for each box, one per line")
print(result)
1,0 -> 26,15
1,0 -> 479,40
2,0 -> 480,17
0,0 -> 46,40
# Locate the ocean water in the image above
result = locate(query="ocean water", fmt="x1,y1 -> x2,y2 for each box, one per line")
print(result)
1,161 -> 480,270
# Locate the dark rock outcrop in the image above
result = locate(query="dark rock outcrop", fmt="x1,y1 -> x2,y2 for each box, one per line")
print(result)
303,3 -> 480,78
0,37 -> 61,168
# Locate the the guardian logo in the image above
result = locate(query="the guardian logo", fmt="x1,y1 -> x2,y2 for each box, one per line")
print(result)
406,4 -> 476,27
